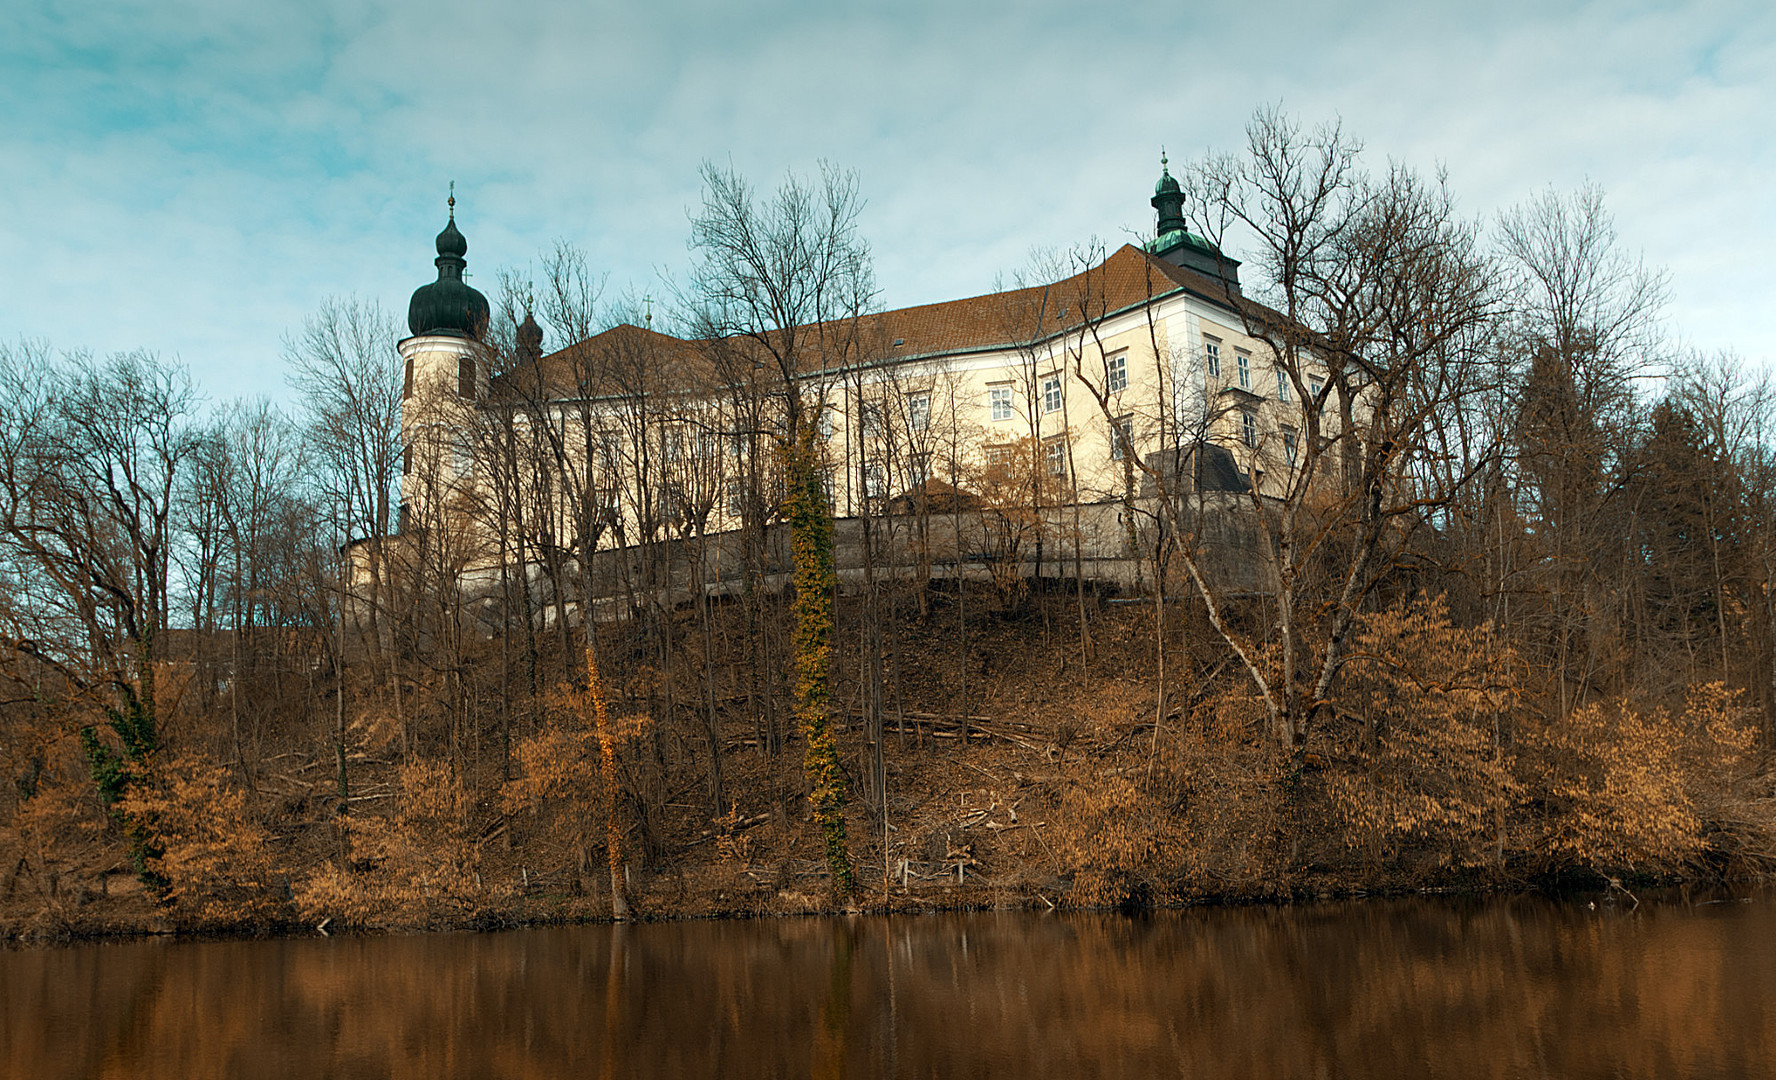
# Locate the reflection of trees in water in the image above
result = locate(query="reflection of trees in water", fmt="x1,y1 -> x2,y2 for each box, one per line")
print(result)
4,897 -> 1776,1078
813,921 -> 854,1080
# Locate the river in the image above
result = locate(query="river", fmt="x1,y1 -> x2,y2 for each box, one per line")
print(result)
4,891 -> 1773,1078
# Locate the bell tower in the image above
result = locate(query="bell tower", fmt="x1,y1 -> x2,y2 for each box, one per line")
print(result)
398,187 -> 492,530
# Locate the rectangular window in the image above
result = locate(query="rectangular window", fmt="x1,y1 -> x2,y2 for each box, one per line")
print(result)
725,478 -> 746,519
1110,415 -> 1135,461
860,402 -> 884,440
985,444 -> 1015,472
1045,438 -> 1068,479
1107,352 -> 1128,394
458,355 -> 475,399
1283,427 -> 1298,466
863,463 -> 886,499
1204,337 -> 1221,378
1276,369 -> 1291,402
1309,375 -> 1325,408
450,435 -> 473,479
989,385 -> 1013,421
1241,411 -> 1258,448
402,444 -> 413,476
907,393 -> 930,432
1237,352 -> 1251,390
403,357 -> 414,399
818,410 -> 836,442
1042,375 -> 1063,414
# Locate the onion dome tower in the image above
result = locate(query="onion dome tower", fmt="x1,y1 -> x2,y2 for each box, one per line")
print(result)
407,197 -> 490,339
1144,151 -> 1241,291
516,311 -> 545,367
1151,152 -> 1186,239
398,186 -> 494,532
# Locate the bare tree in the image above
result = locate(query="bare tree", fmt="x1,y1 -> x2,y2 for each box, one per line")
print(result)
1173,108 -> 1503,750
685,160 -> 877,897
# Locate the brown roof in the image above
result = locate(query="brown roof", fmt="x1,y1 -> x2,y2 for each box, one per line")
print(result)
500,245 -> 1264,400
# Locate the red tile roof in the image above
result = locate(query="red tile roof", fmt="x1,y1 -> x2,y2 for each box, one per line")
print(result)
501,244 -> 1259,399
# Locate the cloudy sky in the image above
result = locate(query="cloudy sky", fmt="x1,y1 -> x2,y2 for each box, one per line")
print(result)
4,0 -> 1772,402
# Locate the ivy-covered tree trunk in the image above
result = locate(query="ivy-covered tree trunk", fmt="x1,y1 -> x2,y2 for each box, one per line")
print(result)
81,680 -> 167,895
584,643 -> 630,919
785,430 -> 854,898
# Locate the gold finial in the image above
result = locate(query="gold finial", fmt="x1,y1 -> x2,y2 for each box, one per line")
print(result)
448,180 -> 456,219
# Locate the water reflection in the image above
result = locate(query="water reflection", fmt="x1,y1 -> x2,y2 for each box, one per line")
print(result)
4,893 -> 1774,1078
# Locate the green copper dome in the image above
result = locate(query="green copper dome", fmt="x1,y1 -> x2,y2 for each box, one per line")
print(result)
407,210 -> 489,339
1151,153 -> 1186,238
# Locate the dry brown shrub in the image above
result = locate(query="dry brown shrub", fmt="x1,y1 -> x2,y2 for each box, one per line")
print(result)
1,732 -> 112,921
1053,692 -> 1290,905
294,760 -> 506,927
121,751 -> 283,924
1314,598 -> 1520,871
500,681 -> 626,895
1527,682 -> 1763,877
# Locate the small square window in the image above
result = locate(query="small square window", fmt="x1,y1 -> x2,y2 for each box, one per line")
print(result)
1204,338 -> 1221,378
1107,352 -> 1128,394
1237,352 -> 1251,391
1042,376 -> 1063,414
989,385 -> 1013,421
